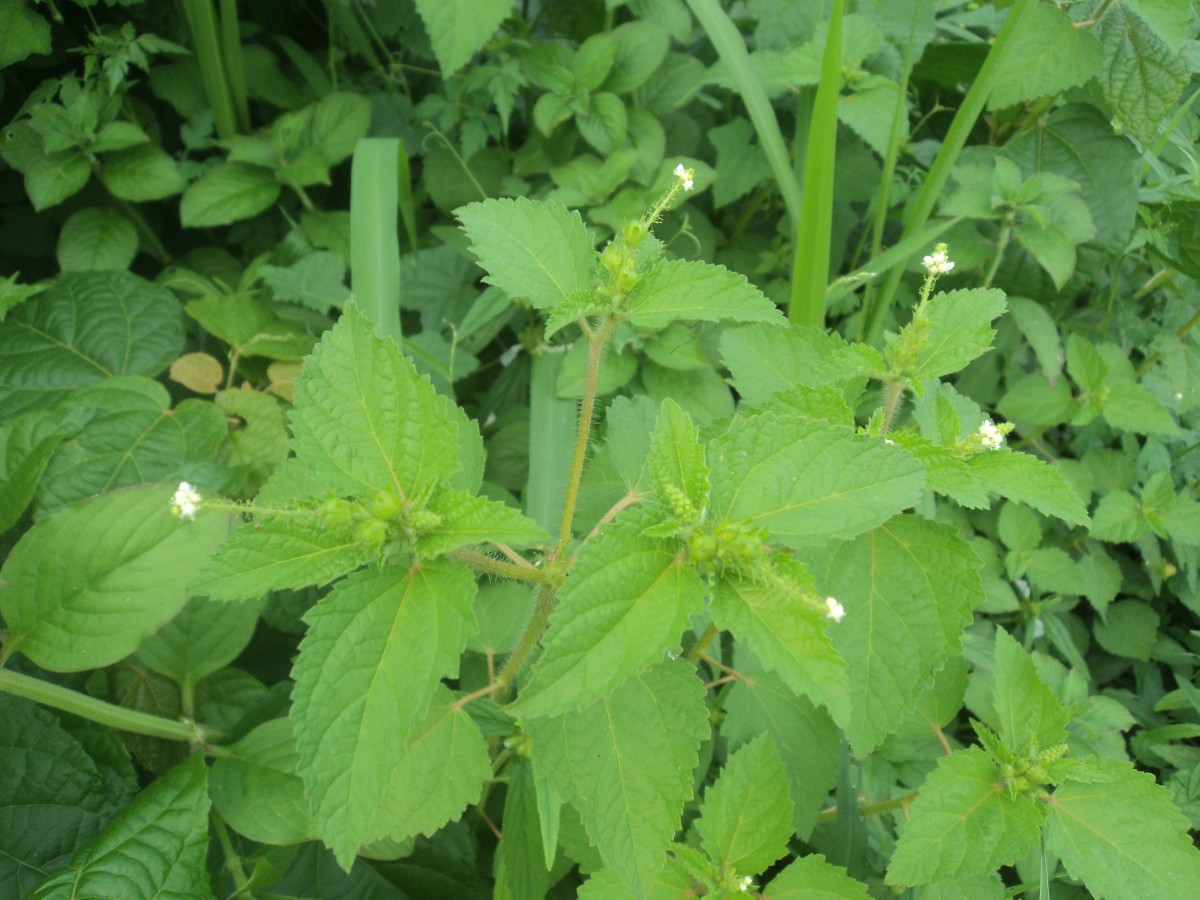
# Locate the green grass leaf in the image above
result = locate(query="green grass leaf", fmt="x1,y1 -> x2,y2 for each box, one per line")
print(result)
291,562 -> 476,869
0,485 -> 230,672
696,734 -> 794,879
886,748 -> 1044,886
31,753 -> 212,899
289,303 -> 471,498
1046,757 -> 1200,899
802,516 -> 982,755
457,197 -> 594,310
513,507 -> 704,719
709,416 -> 925,547
528,660 -> 709,898
350,139 -> 403,344
623,259 -> 785,330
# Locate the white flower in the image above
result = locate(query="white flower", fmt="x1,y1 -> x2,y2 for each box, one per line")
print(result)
171,481 -> 202,521
738,875 -> 754,892
922,248 -> 955,275
978,418 -> 1004,451
673,163 -> 694,191
825,596 -> 846,623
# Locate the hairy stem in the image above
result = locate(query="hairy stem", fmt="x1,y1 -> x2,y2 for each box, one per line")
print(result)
494,581 -> 557,702
448,548 -> 547,583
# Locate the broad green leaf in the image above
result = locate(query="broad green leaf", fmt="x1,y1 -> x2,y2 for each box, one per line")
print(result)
415,0 -> 511,74
39,388 -> 228,514
1046,757 -> 1200,900
711,556 -> 848,724
368,685 -> 491,846
886,748 -> 1044,886
0,0 -> 51,66
136,595 -> 264,686
647,398 -> 709,522
308,93 -> 372,166
708,118 -> 774,208
991,628 -> 1069,757
31,753 -> 212,899
0,412 -> 67,535
967,449 -> 1090,526
890,289 -> 1007,382
25,151 -> 90,211
802,516 -> 981,755
185,294 -> 314,361
578,860 -> 697,900
0,485 -> 230,672
180,162 -> 281,228
709,415 -> 925,547
1089,491 -> 1146,543
0,695 -> 113,897
605,20 -> 671,94
414,489 -> 549,558
1096,4 -> 1189,146
98,143 -> 186,202
495,759 -> 553,900
622,259 -> 785,330
528,660 -> 709,899
214,387 -> 289,478
290,561 -> 476,869
0,271 -> 184,415
696,734 -> 794,879
57,207 -> 137,271
764,853 -> 872,898
260,250 -> 351,312
1093,600 -> 1159,661
1006,297 -> 1063,384
208,718 -> 314,845
911,873 -> 1005,900
577,92 -> 628,154
513,507 -> 705,719
1102,382 -> 1178,435
723,651 -> 840,839
641,359 -> 734,424
987,1 -> 1104,110
289,303 -> 467,498
606,394 -> 659,490
892,435 -> 990,509
457,198 -> 593,309
191,518 -> 371,602
575,33 -> 617,91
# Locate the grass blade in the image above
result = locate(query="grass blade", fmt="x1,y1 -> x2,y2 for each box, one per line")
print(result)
788,0 -> 843,327
217,0 -> 250,132
180,0 -> 239,139
685,0 -> 802,228
350,138 -> 403,344
524,347 -> 576,538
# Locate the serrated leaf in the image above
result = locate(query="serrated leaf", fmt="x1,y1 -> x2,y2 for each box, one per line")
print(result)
1093,600 -> 1159,661
712,556 -> 848,723
512,507 -> 705,719
25,151 -> 90,211
893,435 -> 990,508
1046,757 -> 1200,899
0,485 -> 230,672
721,323 -> 879,404
801,516 -> 981,755
892,289 -> 1007,382
191,518 -> 370,602
606,394 -> 659,491
648,398 -> 708,521
57,207 -> 137,272
415,489 -> 548,557
31,753 -> 212,899
290,561 -> 476,869
991,628 -> 1069,757
886,748 -> 1044,886
911,872 -> 1005,900
495,758 -> 553,900
260,250 -> 351,312
1089,491 -> 1146,543
1102,382 -> 1178,435
0,694 -> 114,896
290,303 -> 469,498
764,853 -> 872,898
967,449 -> 1090,526
208,718 -> 314,846
136,595 -> 263,686
415,0 -> 511,74
180,162 -> 281,228
457,197 -> 593,309
709,415 -> 925,547
724,651 -> 840,839
623,259 -> 784,330
0,271 -> 184,415
1096,4 -> 1190,146
528,660 -> 709,899
696,734 -> 794,879
988,1 -> 1104,111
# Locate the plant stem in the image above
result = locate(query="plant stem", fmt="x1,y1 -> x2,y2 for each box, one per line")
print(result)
880,380 -> 908,434
0,668 -> 228,744
983,217 -> 1014,288
555,317 -> 616,556
494,581 -> 557,702
685,622 -> 720,663
212,812 -> 251,895
448,548 -> 547,583
814,790 -> 918,825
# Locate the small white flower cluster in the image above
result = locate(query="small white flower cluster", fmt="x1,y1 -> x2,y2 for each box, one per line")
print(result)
673,163 -> 694,191
737,875 -> 754,892
171,481 -> 202,521
922,246 -> 955,275
825,596 -> 846,623
978,418 -> 1005,451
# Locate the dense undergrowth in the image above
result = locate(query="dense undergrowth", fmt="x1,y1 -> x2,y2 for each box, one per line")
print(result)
3,1 -> 1200,898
